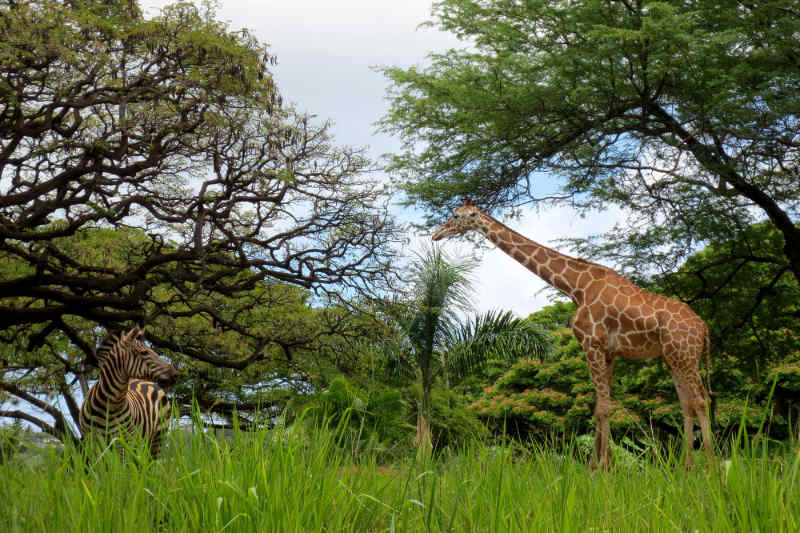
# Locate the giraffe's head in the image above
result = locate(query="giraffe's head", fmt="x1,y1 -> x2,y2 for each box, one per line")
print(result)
432,199 -> 482,241
96,326 -> 180,388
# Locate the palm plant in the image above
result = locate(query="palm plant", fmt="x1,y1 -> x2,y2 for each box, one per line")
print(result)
396,245 -> 551,454
442,309 -> 552,387
402,246 -> 475,429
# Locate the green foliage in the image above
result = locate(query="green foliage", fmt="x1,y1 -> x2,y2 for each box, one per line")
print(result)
2,0 -> 401,438
295,375 -> 490,457
384,246 -> 553,454
401,246 -> 477,375
297,376 -> 413,457
769,352 -> 800,393
443,309 -> 552,383
471,329 -> 640,439
380,0 -> 800,296
0,226 -> 394,438
526,301 -> 576,332
424,387 -> 488,452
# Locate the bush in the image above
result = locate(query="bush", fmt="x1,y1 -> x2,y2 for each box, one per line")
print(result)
470,329 -> 678,444
425,388 -> 488,453
291,377 -> 414,459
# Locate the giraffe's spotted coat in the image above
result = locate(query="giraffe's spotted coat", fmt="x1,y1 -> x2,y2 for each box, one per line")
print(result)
433,200 -> 713,469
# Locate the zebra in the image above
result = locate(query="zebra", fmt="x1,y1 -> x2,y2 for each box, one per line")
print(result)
79,326 -> 179,457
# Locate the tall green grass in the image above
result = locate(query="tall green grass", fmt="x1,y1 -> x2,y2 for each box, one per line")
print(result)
1,420 -> 799,532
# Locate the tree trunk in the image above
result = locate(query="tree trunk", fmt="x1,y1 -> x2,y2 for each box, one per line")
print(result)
416,413 -> 432,462
417,369 -> 433,461
722,172 -> 800,287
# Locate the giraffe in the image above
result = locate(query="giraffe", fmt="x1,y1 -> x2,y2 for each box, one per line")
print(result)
432,200 -> 712,469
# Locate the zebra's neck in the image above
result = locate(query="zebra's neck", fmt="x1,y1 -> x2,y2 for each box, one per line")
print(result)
92,359 -> 131,410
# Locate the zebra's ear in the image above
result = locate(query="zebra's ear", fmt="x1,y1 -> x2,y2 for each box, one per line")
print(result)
101,328 -> 123,347
125,325 -> 146,340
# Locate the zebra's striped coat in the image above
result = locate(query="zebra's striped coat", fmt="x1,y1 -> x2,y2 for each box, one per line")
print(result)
80,327 -> 179,457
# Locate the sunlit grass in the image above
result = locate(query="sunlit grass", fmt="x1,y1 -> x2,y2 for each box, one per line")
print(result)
1,420 -> 799,532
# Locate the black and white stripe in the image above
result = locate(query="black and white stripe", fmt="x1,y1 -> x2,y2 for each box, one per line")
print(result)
79,326 -> 179,457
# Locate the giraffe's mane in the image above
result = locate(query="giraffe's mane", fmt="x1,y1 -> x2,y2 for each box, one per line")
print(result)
481,211 -> 609,270
573,256 -> 609,269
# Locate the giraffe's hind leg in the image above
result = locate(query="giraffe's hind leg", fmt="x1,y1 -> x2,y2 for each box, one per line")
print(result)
670,376 -> 696,467
668,357 -> 712,467
681,398 -> 697,468
689,375 -> 713,462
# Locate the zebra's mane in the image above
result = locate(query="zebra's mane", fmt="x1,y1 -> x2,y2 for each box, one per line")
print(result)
95,326 -> 145,360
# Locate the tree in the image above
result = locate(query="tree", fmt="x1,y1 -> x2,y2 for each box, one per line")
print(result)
399,246 -> 475,452
0,226 -> 393,440
0,0 -> 399,336
0,0 -> 401,436
380,0 -> 800,287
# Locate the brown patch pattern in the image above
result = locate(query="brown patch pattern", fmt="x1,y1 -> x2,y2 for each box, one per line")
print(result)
432,201 -> 713,470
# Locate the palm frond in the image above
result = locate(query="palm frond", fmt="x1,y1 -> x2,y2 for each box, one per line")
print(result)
443,309 -> 553,381
404,244 -> 478,359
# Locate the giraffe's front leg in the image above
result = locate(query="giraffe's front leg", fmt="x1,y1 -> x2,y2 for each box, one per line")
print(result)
585,346 -> 615,470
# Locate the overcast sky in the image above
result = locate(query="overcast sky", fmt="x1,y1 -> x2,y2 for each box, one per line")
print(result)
141,0 -> 621,317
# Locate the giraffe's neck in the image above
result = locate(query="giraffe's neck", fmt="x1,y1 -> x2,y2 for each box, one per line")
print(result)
475,213 -> 600,304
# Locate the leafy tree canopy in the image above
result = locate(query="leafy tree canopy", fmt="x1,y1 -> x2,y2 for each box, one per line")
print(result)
0,0 -> 402,438
0,226 -> 393,440
380,0 -> 800,285
1,0 -> 400,335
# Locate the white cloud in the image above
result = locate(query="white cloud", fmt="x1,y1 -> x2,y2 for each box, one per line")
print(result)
140,0 -> 459,152
139,1 -> 627,317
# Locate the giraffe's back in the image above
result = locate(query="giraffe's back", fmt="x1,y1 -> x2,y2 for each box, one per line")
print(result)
573,271 -> 703,361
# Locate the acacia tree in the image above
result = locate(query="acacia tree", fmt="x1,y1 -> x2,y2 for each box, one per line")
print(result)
0,0 -> 401,436
380,0 -> 800,284
0,216 -> 396,442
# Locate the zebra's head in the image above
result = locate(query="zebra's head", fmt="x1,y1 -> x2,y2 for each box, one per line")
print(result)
97,326 -> 179,387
